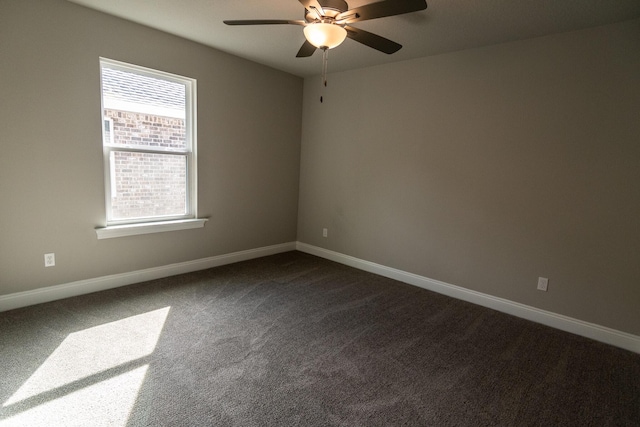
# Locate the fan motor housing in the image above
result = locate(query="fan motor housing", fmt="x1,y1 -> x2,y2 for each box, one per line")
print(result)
305,0 -> 348,21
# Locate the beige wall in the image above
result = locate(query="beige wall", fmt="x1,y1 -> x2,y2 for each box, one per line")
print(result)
2,1 -> 638,337
0,0 -> 302,294
298,19 -> 640,335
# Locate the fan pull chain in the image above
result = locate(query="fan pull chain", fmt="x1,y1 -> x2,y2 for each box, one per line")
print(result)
320,48 -> 329,103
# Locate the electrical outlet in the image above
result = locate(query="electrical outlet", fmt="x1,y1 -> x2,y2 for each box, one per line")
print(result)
44,253 -> 55,267
537,277 -> 548,291
323,228 -> 328,238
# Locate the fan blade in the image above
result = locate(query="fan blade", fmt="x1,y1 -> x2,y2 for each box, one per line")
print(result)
296,40 -> 317,57
298,0 -> 325,16
224,20 -> 305,26
336,0 -> 427,23
344,25 -> 402,54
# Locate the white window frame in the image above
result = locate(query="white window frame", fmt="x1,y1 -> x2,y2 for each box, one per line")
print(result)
103,117 -> 115,145
96,58 -> 205,239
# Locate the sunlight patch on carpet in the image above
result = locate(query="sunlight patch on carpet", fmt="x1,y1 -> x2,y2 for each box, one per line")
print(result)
0,365 -> 149,427
1,307 -> 170,426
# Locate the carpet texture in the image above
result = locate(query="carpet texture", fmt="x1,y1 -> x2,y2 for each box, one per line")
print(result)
1,251 -> 638,426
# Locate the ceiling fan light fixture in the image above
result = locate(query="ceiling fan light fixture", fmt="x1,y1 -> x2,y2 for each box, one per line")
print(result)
303,23 -> 347,49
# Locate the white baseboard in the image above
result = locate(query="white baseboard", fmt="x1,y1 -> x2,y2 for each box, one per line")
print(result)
3,241 -> 637,354
0,242 -> 296,313
296,242 -> 640,354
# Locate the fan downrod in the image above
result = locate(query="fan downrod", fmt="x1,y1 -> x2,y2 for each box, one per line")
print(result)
304,0 -> 348,21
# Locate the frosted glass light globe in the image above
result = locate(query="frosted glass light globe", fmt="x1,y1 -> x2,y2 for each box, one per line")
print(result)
303,23 -> 347,49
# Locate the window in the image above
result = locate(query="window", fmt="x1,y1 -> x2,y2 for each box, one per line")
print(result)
97,59 -> 204,238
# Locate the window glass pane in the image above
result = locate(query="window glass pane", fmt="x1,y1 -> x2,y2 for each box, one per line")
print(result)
110,151 -> 187,220
102,67 -> 186,150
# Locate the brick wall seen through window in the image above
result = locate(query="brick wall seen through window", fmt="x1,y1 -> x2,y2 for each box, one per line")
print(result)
105,110 -> 187,219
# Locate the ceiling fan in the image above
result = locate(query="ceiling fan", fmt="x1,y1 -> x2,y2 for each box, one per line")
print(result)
225,0 -> 427,100
224,0 -> 428,58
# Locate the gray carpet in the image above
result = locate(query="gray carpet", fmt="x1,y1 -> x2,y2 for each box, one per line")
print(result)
1,251 -> 638,426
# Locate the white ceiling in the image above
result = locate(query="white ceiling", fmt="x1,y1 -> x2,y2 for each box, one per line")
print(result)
67,0 -> 640,77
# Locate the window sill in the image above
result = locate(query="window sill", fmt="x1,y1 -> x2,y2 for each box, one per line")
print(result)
96,218 -> 207,239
